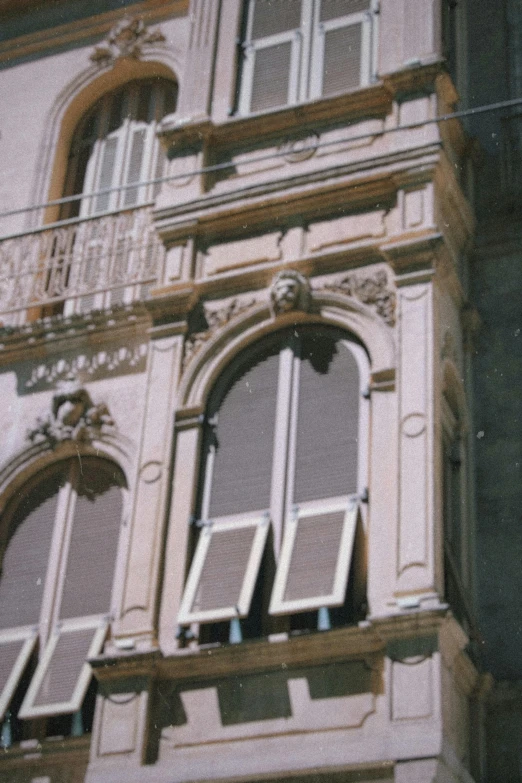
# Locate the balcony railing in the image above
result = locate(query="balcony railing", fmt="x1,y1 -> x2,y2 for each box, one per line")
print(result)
0,207 -> 165,324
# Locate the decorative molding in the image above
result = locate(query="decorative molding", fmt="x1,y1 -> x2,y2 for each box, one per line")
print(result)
90,16 -> 166,65
270,269 -> 311,317
183,297 -> 258,370
27,375 -> 114,448
280,133 -> 319,163
317,269 -> 396,326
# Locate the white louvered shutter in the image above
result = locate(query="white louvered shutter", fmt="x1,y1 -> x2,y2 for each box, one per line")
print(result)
178,515 -> 270,624
311,0 -> 372,99
0,632 -> 37,722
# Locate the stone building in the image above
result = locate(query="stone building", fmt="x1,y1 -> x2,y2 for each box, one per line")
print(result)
0,1 -> 519,782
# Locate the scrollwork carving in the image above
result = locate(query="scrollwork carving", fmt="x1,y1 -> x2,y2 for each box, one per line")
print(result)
318,270 -> 396,326
183,298 -> 258,370
90,16 -> 166,65
28,375 -> 114,448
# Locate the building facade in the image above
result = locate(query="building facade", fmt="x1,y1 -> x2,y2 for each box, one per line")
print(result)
0,1 -> 519,781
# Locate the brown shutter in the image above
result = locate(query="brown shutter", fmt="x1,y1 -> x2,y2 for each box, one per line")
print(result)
251,0 -> 302,38
319,0 -> 370,22
269,501 -> 358,615
207,348 -> 279,518
178,517 -> 270,624
0,476 -> 61,630
19,622 -> 106,718
293,334 -> 360,504
321,22 -> 363,97
94,137 -> 118,213
250,42 -> 293,113
123,128 -> 146,207
59,462 -> 123,620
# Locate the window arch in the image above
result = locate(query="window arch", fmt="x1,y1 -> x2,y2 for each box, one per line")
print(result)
60,78 -> 177,220
178,325 -> 369,644
0,457 -> 125,745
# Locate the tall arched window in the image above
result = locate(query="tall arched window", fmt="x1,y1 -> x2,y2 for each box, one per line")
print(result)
0,458 -> 125,744
178,326 -> 369,643
61,78 -> 177,220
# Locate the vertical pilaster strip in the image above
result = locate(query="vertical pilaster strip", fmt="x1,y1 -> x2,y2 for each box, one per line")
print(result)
396,271 -> 435,595
117,326 -> 184,640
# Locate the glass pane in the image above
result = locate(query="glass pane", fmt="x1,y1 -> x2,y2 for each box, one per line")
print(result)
294,333 -> 360,503
322,23 -> 362,97
250,42 -> 292,113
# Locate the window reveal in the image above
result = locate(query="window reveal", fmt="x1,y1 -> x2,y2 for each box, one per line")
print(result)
178,327 -> 369,641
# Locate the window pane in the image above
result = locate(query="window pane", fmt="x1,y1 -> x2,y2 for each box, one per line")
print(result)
59,461 -> 123,620
207,349 -> 279,518
322,23 -> 363,97
294,334 -> 360,504
251,0 -> 302,39
0,474 -> 62,629
284,510 -> 346,601
250,42 -> 292,113
319,0 -> 370,22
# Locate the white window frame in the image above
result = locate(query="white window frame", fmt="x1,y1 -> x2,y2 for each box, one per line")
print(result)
178,513 -> 271,625
269,496 -> 359,615
238,0 -> 377,115
0,629 -> 38,722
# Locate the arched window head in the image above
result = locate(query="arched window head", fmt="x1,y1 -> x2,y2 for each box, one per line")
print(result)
0,458 -> 125,744
61,78 -> 178,219
178,326 -> 369,644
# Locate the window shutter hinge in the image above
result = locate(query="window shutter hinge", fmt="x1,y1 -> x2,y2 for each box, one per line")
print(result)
360,488 -> 369,503
362,385 -> 371,399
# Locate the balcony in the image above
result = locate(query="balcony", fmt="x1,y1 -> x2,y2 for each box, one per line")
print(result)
0,206 -> 165,326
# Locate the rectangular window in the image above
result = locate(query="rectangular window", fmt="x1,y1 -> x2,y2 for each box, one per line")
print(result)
238,0 -> 376,115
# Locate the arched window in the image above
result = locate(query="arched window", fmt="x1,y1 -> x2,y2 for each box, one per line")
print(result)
178,326 -> 368,643
61,78 -> 177,220
0,458 -> 125,744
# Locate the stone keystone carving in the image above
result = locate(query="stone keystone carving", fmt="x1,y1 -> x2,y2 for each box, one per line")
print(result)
90,16 -> 166,65
28,375 -> 114,448
270,270 -> 311,316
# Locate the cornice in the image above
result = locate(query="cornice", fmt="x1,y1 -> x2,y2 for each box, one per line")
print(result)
91,609 -> 455,685
0,303 -> 151,366
0,0 -> 187,67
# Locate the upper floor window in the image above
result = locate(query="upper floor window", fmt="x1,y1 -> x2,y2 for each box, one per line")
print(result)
237,0 -> 377,116
0,458 -> 125,746
177,326 -> 368,645
61,78 -> 177,220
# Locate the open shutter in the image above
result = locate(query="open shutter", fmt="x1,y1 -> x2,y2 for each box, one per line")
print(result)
18,619 -> 107,719
0,631 -> 37,722
178,515 -> 270,624
94,137 -> 118,213
269,498 -> 358,615
123,128 -> 147,207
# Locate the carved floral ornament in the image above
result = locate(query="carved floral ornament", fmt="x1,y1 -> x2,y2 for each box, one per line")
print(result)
90,16 -> 166,66
27,375 -> 114,449
182,269 -> 396,371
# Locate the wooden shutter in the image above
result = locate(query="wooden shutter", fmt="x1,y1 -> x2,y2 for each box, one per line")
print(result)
206,348 -> 279,518
250,42 -> 295,113
94,137 -> 118,213
59,461 -> 123,620
322,22 -> 363,96
269,499 -> 358,615
293,335 -> 360,504
0,476 -> 60,630
251,0 -> 302,38
319,0 -> 370,21
178,515 -> 270,624
18,620 -> 106,719
123,128 -> 146,207
0,632 -> 37,721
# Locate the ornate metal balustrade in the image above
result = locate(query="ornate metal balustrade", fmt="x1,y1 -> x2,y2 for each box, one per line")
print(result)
0,207 -> 165,322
